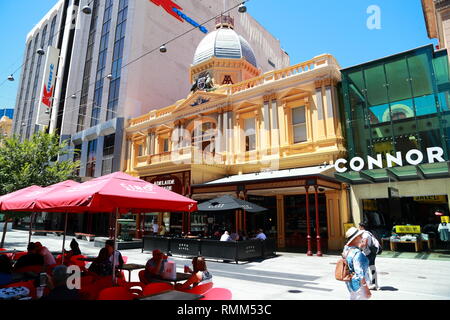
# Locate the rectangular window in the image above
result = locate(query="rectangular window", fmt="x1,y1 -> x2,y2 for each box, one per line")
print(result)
86,139 -> 98,177
244,117 -> 256,151
292,106 -> 307,143
103,133 -> 115,156
163,138 -> 169,153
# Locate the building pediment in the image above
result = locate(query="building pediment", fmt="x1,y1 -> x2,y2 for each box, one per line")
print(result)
278,87 -> 310,100
173,91 -> 228,114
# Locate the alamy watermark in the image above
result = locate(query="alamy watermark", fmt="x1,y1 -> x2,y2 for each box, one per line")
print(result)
367,5 -> 381,30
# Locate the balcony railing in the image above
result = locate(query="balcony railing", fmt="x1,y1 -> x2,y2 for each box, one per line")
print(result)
134,147 -> 226,167
128,54 -> 339,128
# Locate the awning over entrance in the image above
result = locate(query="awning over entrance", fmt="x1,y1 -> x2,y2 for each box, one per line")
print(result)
334,162 -> 450,185
192,165 -> 343,198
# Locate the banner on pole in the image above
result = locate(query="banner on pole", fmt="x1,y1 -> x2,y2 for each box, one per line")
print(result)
36,46 -> 60,126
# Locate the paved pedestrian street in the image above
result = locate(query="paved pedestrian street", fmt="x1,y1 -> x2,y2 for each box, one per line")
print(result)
2,230 -> 450,300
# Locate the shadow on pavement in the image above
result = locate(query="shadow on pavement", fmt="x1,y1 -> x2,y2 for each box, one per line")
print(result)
379,286 -> 399,291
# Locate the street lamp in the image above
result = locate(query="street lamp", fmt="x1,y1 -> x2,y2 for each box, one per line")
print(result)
238,3 -> 247,13
36,48 -> 45,56
106,73 -> 113,80
81,6 -> 92,15
7,75 -> 14,81
159,44 -> 167,53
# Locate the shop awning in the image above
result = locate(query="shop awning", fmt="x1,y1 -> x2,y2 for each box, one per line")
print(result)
334,162 -> 450,185
202,165 -> 336,185
191,165 -> 343,197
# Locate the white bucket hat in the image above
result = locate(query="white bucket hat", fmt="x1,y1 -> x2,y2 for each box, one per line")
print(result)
345,226 -> 364,246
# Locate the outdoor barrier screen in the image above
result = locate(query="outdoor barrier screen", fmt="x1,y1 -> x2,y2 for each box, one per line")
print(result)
170,238 -> 201,256
142,236 -> 276,263
142,236 -> 170,253
201,239 -> 238,261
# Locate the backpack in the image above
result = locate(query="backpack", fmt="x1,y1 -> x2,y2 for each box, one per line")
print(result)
368,231 -> 382,255
335,249 -> 355,281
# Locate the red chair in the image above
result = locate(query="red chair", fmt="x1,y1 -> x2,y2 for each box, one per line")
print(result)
122,281 -> 145,296
142,282 -> 174,296
122,256 -> 128,264
98,286 -> 135,300
138,270 -> 150,285
69,255 -> 88,271
0,248 -> 13,259
199,288 -> 232,300
80,275 -> 95,287
179,282 -> 213,295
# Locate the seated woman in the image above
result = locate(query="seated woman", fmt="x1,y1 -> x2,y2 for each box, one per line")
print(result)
175,256 -> 212,291
140,249 -> 167,284
66,239 -> 82,260
87,248 -> 113,277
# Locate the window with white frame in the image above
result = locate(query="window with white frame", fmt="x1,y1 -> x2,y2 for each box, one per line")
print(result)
244,117 -> 256,151
292,106 -> 307,143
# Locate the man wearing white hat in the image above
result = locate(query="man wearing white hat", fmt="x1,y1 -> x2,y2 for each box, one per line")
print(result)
342,226 -> 372,300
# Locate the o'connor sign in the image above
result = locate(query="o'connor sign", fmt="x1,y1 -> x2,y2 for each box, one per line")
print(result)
149,0 -> 208,34
334,147 -> 446,173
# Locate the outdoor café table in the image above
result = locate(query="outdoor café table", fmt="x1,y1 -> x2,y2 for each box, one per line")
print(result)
154,272 -> 191,284
390,239 -> 422,252
119,263 -> 146,282
137,290 -> 203,300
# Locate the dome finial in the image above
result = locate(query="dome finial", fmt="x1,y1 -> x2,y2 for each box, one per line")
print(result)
215,14 -> 234,29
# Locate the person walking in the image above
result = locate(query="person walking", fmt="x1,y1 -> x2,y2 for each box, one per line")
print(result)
359,222 -> 380,290
342,227 -> 372,300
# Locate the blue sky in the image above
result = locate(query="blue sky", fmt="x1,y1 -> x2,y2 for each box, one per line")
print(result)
0,0 -> 436,109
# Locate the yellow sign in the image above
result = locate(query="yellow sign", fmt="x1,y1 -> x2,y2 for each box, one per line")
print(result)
395,225 -> 421,234
413,195 -> 447,204
442,216 -> 450,223
362,199 -> 377,211
343,223 -> 354,234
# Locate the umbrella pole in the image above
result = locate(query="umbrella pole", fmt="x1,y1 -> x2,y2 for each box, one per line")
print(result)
112,208 -> 119,286
61,212 -> 68,265
28,212 -> 35,245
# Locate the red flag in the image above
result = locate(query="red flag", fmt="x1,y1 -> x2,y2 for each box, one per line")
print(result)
149,0 -> 184,22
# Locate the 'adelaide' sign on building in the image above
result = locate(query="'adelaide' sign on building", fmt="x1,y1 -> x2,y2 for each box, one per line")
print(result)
335,147 -> 446,173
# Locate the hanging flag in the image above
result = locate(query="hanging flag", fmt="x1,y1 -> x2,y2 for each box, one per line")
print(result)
36,46 -> 60,126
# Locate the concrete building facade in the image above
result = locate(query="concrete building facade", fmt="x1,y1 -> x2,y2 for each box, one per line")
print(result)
13,0 -> 289,181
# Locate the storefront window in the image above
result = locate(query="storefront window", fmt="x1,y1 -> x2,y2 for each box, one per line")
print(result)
284,194 -> 327,249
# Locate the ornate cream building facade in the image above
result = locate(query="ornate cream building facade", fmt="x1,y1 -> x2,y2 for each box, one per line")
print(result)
125,16 -> 349,252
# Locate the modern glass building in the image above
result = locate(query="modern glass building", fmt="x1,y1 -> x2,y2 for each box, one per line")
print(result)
338,44 -> 450,183
336,45 -> 450,242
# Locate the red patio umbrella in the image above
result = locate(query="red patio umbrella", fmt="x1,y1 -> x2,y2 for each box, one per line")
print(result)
1,180 -> 80,263
34,172 -> 197,213
0,185 -> 44,246
33,172 -> 197,283
1,180 -> 79,212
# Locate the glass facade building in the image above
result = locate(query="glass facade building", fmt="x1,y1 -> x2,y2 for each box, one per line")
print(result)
339,45 -> 450,183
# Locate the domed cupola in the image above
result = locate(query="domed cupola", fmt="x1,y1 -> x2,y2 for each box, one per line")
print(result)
190,15 -> 260,92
